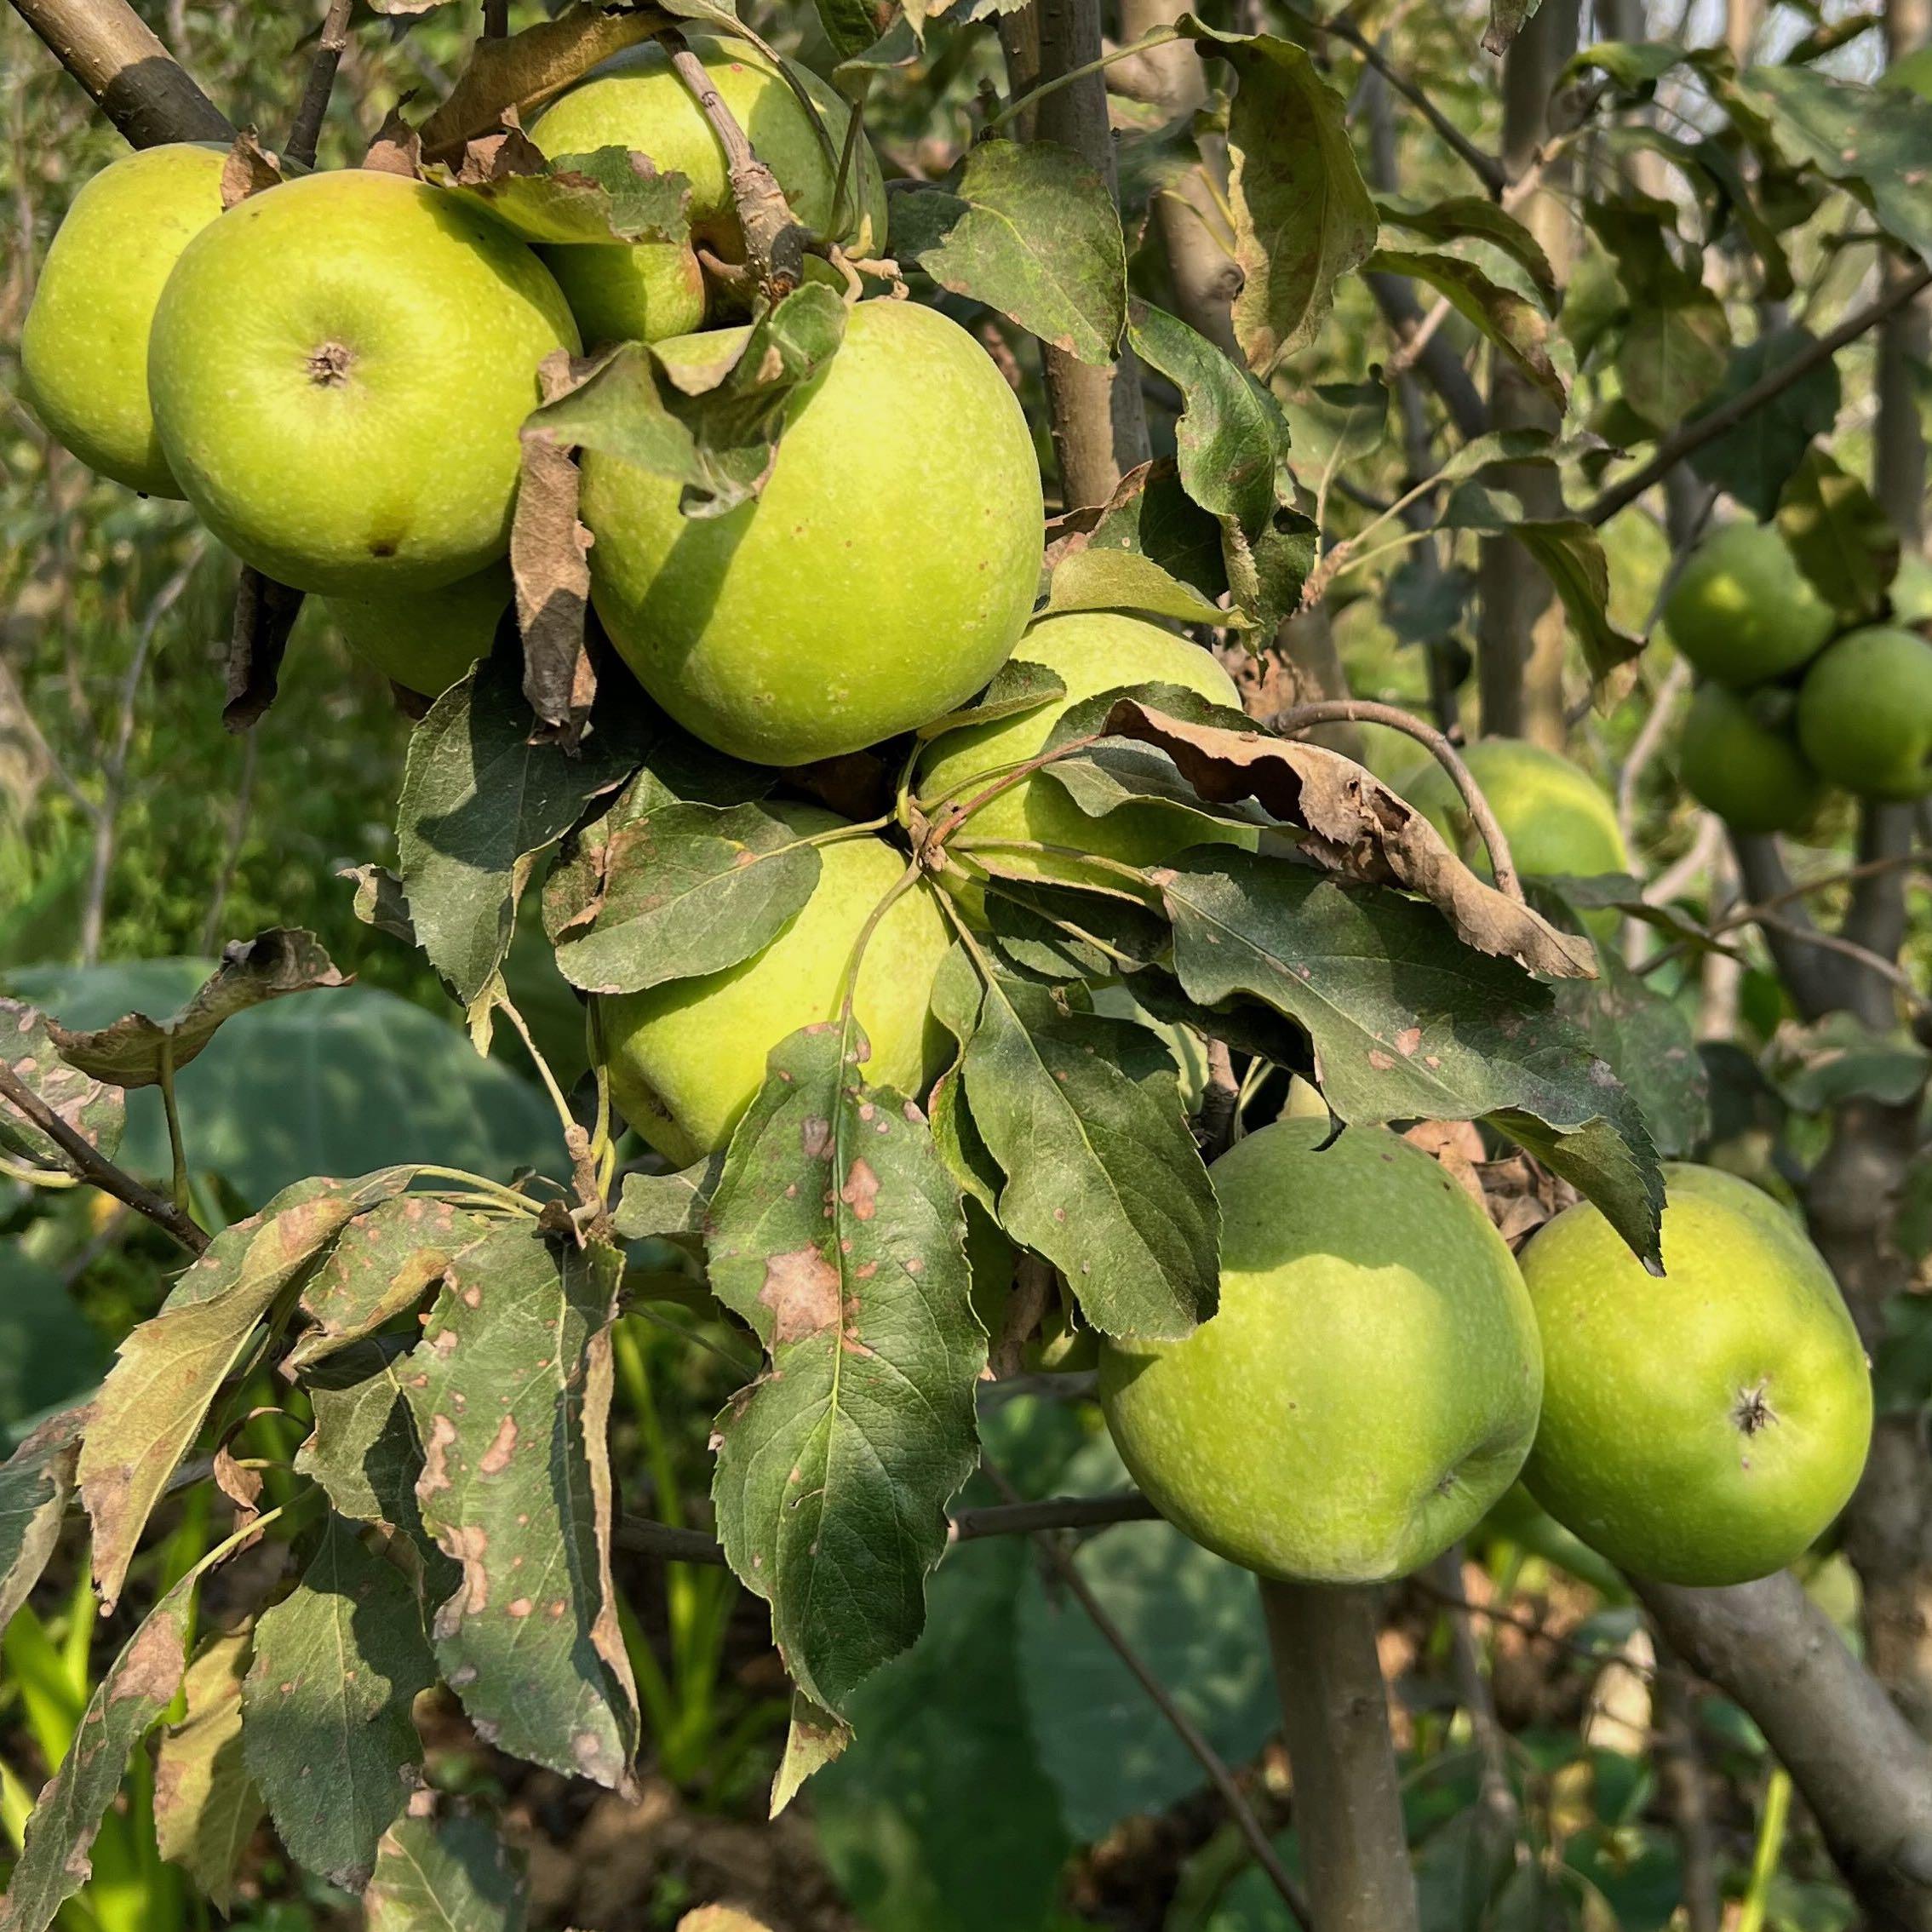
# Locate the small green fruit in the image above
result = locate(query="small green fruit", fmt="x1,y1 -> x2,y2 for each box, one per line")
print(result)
1522,1164 -> 1872,1587
1677,683 -> 1824,834
324,562 -> 512,697
1663,522 -> 1835,686
1797,625 -> 1932,800
529,31 -> 886,343
582,299 -> 1042,765
20,143 -> 226,496
150,169 -> 579,595
1401,738 -> 1629,883
600,805 -> 949,1166
915,611 -> 1253,916
1098,1121 -> 1544,1585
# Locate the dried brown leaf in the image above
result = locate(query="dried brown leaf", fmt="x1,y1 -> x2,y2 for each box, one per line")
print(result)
363,105 -> 424,179
513,352 -> 598,746
1107,700 -> 1597,980
226,569 -> 304,733
220,130 -> 284,210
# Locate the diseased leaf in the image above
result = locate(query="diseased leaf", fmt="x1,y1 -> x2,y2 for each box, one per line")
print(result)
1615,287 -> 1730,428
295,1339 -> 437,1541
960,973 -> 1220,1340
707,1023 -> 984,1731
439,137 -> 691,247
613,1157 -> 723,1239
45,930 -> 347,1089
1484,0 -> 1545,54
343,865 -> 418,944
1160,852 -> 1663,1264
1555,938 -> 1710,1160
1053,459 -> 1233,608
0,1579 -> 191,1932
513,353 -> 597,746
395,641 -> 645,1006
244,1514 -> 437,1889
1365,248 -> 1566,408
542,786 -> 823,996
916,660 -> 1069,741
1687,325 -> 1841,518
771,1693 -> 851,1818
0,1000 -> 125,1167
1776,445 -> 1899,622
1375,196 -> 1558,308
80,1169 -> 422,1610
1044,547 -> 1244,628
364,1812 -> 529,1932
155,1630 -> 261,1912
405,1228 -> 637,1789
890,141 -> 1127,365
0,1410 -> 84,1632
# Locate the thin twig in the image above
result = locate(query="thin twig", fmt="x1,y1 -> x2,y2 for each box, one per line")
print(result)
1198,1038 -> 1240,1157
0,1062 -> 209,1254
285,0 -> 353,170
1273,699 -> 1524,902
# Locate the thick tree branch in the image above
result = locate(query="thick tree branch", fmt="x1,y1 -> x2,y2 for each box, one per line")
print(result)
9,0 -> 234,146
1638,1571 -> 1932,1929
1729,832 -> 1853,1020
285,0 -> 353,171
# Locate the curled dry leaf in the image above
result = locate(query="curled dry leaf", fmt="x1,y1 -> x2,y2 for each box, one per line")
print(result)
225,568 -> 305,734
220,130 -> 284,210
363,105 -> 424,180
1106,699 -> 1597,979
513,351 -> 599,746
1402,1120 -> 1577,1249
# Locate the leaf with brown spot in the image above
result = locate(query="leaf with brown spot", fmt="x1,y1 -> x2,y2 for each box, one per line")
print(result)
514,352 -> 597,747
0,1001 -> 124,1168
0,1409 -> 85,1634
435,133 -> 691,248
47,929 -> 348,1089
708,1023 -> 983,1753
612,1154 -> 723,1239
155,1629 -> 262,1912
403,1228 -> 635,1788
0,1579 -> 191,1932
363,1811 -> 529,1931
242,1512 -> 437,1890
770,1692 -> 851,1820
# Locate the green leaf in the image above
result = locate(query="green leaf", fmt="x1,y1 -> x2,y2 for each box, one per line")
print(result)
1554,939 -> 1710,1160
890,141 -> 1127,365
926,947 -> 1002,1216
1042,547 -> 1245,628
530,282 -> 848,519
613,1157 -> 722,1239
1776,445 -> 1899,622
295,1339 -> 433,1537
707,1023 -> 984,1728
439,141 -> 691,246
1180,25 -> 1377,370
959,972 -> 1220,1339
43,929 -> 347,1088
80,1170 -> 423,1611
1768,1012 -> 1932,1112
363,1813 -> 529,1932
1374,195 -> 1558,308
1066,459 -> 1232,606
243,1514 -> 437,1889
543,783 -> 823,996
1161,853 -> 1664,1266
983,877 -> 1174,985
915,659 -> 1069,742
0,999 -> 123,1167
405,1227 -> 636,1788
289,1198 -> 498,1371
1365,247 -> 1567,408
812,0 -> 885,60
1511,520 -> 1643,687
396,648 -> 645,1007
1483,0 -> 1544,54
154,1630 -> 261,1912
0,1579 -> 191,1932
0,1411 -> 83,1634
1687,324 -> 1841,518
1560,40 -> 1700,94
1614,287 -> 1730,428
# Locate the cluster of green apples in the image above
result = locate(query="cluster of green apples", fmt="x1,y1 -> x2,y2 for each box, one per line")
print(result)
1665,521 -> 1932,833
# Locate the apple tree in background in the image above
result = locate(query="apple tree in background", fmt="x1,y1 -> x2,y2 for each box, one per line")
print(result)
3,0 -> 1932,1928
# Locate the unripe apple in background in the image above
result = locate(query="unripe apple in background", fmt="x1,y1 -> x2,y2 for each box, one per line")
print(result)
529,31 -> 888,344
149,170 -> 579,596
1662,522 -> 1835,686
20,143 -> 226,496
1522,1164 -> 1872,1587
1677,682 -> 1825,834
600,805 -> 949,1167
1797,625 -> 1932,800
581,299 -> 1043,766
323,562 -> 513,697
1098,1121 -> 1544,1585
914,612 -> 1256,918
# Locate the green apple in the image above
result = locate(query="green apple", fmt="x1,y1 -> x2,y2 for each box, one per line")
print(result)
581,298 -> 1042,765
20,143 -> 226,496
600,804 -> 949,1165
914,611 -> 1254,915
1677,682 -> 1825,834
324,561 -> 512,696
1883,45 -> 1932,95
1522,1164 -> 1872,1587
1401,737 -> 1629,884
1662,522 -> 1835,686
1797,625 -> 1932,800
1098,1121 -> 1544,1585
149,169 -> 580,596
529,30 -> 887,343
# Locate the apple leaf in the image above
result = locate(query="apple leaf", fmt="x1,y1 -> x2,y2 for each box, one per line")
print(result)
404,1226 -> 637,1790
706,1021 -> 983,1733
154,1631 -> 261,1914
926,946 -> 1003,1216
439,135 -> 692,248
813,0 -> 885,60
0,1579 -> 192,1932
542,778 -> 823,996
1687,325 -> 1840,518
956,970 -> 1220,1340
1046,459 -> 1234,611
0,1410 -> 84,1635
981,876 -> 1173,986
0,1000 -> 125,1167
394,640 -> 647,1007
1374,197 -> 1558,308
529,283 -> 848,519
79,1169 -> 426,1612
1178,24 -> 1377,371
43,930 -> 347,1090
295,1339 -> 445,1555
613,1156 -> 722,1239
363,1814 -> 530,1932
1483,0 -> 1544,54
1364,248 -> 1567,409
1776,445 -> 1898,622
916,659 -> 1069,741
1043,547 -> 1246,628
1159,852 -> 1664,1266
1615,286 -> 1730,429
890,140 -> 1127,366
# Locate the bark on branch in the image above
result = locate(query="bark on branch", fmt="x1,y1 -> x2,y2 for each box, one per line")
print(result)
9,0 -> 234,146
